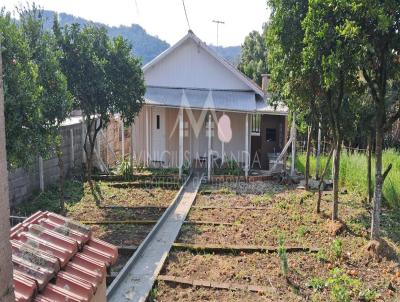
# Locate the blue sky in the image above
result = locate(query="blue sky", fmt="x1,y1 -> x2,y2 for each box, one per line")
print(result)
2,0 -> 270,46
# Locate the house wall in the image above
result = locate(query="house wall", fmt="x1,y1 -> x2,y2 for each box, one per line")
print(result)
132,105 -> 251,168
144,39 -> 249,91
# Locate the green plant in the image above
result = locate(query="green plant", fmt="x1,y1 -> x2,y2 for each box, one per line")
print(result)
358,289 -> 378,301
118,158 -> 133,181
297,226 -> 309,237
309,277 -> 325,292
315,249 -> 328,263
326,268 -> 361,302
331,239 -> 343,260
277,235 -> 289,277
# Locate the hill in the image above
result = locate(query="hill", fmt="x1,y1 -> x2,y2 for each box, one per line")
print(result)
41,11 -> 241,65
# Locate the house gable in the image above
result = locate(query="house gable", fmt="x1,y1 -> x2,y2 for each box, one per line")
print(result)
143,32 -> 263,94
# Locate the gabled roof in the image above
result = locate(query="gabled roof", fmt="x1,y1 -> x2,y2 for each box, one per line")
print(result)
143,30 -> 265,98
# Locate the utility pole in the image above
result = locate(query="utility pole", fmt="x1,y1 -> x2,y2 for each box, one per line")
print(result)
212,20 -> 225,47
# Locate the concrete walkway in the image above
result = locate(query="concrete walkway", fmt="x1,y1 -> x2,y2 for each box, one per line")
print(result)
107,174 -> 202,302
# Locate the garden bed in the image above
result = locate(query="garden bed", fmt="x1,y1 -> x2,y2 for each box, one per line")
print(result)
152,181 -> 400,301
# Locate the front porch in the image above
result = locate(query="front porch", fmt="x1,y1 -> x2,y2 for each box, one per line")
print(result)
132,105 -> 288,179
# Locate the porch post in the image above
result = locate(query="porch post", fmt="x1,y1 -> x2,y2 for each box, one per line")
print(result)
291,112 -> 297,176
245,113 -> 249,178
221,112 -> 225,164
145,106 -> 149,166
207,113 -> 212,181
179,109 -> 184,179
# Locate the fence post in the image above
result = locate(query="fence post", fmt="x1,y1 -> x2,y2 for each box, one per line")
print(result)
38,156 -> 44,192
70,128 -> 74,168
121,120 -> 125,159
81,119 -> 86,164
291,112 -> 297,176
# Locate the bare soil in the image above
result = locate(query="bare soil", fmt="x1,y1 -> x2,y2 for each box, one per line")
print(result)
153,281 -> 270,302
152,181 -> 400,301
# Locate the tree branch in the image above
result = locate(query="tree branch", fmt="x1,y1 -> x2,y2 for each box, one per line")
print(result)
382,163 -> 393,183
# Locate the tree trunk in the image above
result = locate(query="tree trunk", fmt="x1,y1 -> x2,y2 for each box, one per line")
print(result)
305,125 -> 313,190
332,137 -> 342,221
315,123 -> 322,179
371,115 -> 384,240
317,146 -> 334,213
57,144 -> 65,215
367,133 -> 373,205
0,40 -> 16,302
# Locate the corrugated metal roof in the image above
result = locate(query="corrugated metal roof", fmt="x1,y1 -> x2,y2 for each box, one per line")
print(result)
256,99 -> 288,115
145,87 -> 257,112
10,211 -> 118,302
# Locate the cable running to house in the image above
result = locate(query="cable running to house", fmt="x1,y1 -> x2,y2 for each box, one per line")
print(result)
182,0 -> 191,30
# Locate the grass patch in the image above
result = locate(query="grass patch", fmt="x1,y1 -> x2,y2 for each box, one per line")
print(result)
296,149 -> 400,208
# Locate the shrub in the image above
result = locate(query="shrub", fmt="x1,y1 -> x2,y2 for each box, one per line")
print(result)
326,268 -> 361,302
117,158 -> 133,180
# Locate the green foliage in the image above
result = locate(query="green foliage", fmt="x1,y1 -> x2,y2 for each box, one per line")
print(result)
309,277 -> 325,292
358,289 -> 378,302
117,158 -> 133,181
1,7 -> 72,168
296,150 -> 400,208
331,239 -> 343,260
315,249 -> 328,263
54,18 -> 145,178
326,268 -> 361,302
277,235 -> 289,277
215,159 -> 243,176
238,25 -> 268,85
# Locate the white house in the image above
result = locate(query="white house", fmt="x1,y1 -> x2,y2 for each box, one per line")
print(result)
131,30 -> 288,178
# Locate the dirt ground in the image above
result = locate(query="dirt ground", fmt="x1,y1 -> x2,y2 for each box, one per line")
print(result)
152,181 -> 400,302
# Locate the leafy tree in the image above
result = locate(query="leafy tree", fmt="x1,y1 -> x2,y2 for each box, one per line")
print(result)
302,0 -> 363,220
0,36 -> 16,302
238,25 -> 268,86
18,6 -> 73,214
267,0 -> 325,193
354,0 -> 400,240
0,10 -> 43,168
54,21 -> 145,201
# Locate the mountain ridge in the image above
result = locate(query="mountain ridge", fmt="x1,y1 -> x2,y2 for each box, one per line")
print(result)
41,10 -> 241,64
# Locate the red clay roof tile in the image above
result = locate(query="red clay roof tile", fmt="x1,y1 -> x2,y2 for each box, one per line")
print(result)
11,211 -> 118,302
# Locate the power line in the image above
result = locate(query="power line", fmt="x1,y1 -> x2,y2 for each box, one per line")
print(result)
182,0 -> 191,30
212,20 -> 225,47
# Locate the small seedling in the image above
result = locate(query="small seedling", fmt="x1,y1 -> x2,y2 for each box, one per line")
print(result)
358,289 -> 378,301
309,277 -> 325,292
278,235 -> 289,278
331,239 -> 343,260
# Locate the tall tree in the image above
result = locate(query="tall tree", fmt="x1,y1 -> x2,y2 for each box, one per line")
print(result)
356,0 -> 400,240
267,0 -> 322,192
238,25 -> 269,86
54,22 -> 145,200
19,7 -> 73,213
0,11 -> 44,168
302,0 -> 363,220
0,37 -> 16,302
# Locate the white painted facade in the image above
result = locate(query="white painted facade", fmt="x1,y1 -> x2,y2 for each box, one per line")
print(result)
132,31 -> 288,177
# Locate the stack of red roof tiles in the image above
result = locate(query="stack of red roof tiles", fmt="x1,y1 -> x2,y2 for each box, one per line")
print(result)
10,211 -> 118,302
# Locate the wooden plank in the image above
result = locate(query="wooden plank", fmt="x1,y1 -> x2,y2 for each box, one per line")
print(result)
81,220 -> 233,226
172,242 -> 319,254
157,275 -> 270,293
99,205 -> 168,210
191,206 -> 271,210
184,221 -> 234,226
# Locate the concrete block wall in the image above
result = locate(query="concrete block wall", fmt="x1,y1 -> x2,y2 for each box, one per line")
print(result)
8,122 -> 83,207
